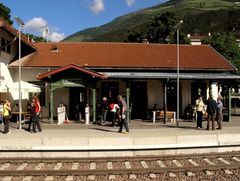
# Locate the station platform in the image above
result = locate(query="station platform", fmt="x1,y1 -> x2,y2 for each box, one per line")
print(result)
0,116 -> 240,158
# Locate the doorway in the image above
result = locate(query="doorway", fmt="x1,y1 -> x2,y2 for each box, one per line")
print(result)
130,81 -> 147,119
69,87 -> 86,120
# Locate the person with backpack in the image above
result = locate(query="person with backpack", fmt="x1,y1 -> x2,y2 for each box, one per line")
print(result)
109,100 -> 120,127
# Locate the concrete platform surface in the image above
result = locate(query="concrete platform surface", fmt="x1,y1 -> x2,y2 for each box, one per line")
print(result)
0,116 -> 239,157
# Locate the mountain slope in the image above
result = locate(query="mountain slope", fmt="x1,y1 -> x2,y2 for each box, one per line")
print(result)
63,0 -> 240,42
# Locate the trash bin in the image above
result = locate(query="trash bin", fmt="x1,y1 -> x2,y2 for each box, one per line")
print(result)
85,104 -> 90,125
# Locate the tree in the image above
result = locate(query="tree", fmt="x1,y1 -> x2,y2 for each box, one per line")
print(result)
124,12 -> 189,44
25,33 -> 47,42
0,3 -> 13,24
202,33 -> 240,73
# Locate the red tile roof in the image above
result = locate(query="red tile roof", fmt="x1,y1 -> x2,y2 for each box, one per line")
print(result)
0,17 -> 35,49
36,64 -> 107,80
11,42 -> 236,71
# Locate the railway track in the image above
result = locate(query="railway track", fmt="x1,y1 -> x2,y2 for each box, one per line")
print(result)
0,152 -> 240,180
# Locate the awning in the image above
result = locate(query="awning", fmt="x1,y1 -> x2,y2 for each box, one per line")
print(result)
103,72 -> 240,80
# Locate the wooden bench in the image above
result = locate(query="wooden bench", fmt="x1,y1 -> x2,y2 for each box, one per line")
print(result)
152,111 -> 176,123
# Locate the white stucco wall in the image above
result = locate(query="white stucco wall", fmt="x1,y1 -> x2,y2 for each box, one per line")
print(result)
53,88 -> 69,117
147,80 -> 163,109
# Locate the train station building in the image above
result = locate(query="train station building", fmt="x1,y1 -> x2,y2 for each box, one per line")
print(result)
1,17 -> 240,123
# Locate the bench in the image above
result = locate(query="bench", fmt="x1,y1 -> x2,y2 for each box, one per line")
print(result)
152,111 -> 176,123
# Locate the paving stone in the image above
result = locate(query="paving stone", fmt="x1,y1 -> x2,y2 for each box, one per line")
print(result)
187,171 -> 195,177
233,157 -> 240,162
224,170 -> 232,174
206,171 -> 213,175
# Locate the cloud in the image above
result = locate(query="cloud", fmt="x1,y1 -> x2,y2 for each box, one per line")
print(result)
24,17 -> 48,32
90,0 -> 105,14
23,17 -> 65,42
126,0 -> 135,7
48,32 -> 65,42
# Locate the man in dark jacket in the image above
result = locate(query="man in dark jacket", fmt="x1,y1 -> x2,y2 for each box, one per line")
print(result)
206,95 -> 217,130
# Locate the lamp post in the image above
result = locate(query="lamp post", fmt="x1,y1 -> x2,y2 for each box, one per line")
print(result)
14,16 -> 25,130
175,20 -> 183,127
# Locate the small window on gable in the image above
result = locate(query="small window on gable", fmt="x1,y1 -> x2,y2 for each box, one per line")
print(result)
50,45 -> 59,52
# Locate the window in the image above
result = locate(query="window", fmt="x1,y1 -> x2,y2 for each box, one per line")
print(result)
1,38 -> 11,54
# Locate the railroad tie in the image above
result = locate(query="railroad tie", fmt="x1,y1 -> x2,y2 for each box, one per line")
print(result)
66,175 -> 74,181
108,175 -> 116,180
129,174 -> 137,180
23,176 -> 33,181
203,158 -> 215,165
224,170 -> 232,175
54,162 -> 63,170
17,163 -> 28,170
169,172 -> 176,178
206,170 -> 213,175
107,162 -> 113,169
233,157 -> 240,162
45,176 -> 53,181
125,162 -> 131,169
188,159 -> 199,166
0,163 -> 10,170
71,162 -> 79,170
187,171 -> 195,177
149,173 -> 156,179
157,160 -> 166,168
87,175 -> 95,180
35,163 -> 44,170
1,176 -> 13,181
90,162 -> 96,170
141,161 -> 148,168
172,160 -> 182,167
218,158 -> 230,165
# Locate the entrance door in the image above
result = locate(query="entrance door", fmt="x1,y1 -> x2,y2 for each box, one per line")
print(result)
69,87 -> 86,120
191,82 -> 207,104
130,82 -> 147,119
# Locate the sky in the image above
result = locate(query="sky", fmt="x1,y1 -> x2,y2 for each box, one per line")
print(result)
1,0 -> 167,42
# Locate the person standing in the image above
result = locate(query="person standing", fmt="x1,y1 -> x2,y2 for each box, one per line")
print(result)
117,95 -> 129,134
101,97 -> 109,125
195,95 -> 205,129
216,96 -> 223,130
109,100 -> 120,127
27,99 -> 36,132
3,99 -> 11,134
206,95 -> 218,130
33,96 -> 42,133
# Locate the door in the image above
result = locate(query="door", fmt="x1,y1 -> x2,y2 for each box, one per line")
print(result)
130,82 -> 147,119
69,87 -> 86,120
